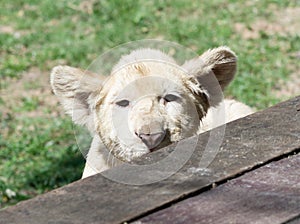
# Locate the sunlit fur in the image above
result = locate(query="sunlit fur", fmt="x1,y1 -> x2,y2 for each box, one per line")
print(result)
50,47 -> 253,178
94,59 -> 208,162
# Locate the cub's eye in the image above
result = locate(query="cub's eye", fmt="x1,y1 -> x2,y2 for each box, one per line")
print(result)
164,94 -> 179,103
116,99 -> 130,107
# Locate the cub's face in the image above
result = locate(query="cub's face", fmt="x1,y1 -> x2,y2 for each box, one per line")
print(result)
94,61 -> 208,161
50,47 -> 237,163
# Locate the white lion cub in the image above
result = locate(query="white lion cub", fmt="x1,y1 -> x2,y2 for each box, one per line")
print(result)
50,46 -> 253,178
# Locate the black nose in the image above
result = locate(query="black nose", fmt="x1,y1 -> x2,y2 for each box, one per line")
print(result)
136,132 -> 166,150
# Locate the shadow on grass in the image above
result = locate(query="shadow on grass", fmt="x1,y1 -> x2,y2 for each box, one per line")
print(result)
1,144 -> 85,208
24,148 -> 85,191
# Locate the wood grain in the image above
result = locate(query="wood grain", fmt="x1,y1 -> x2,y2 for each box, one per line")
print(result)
137,153 -> 300,224
0,96 -> 299,224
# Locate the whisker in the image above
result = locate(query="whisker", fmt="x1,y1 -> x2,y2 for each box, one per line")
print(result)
107,146 -> 114,167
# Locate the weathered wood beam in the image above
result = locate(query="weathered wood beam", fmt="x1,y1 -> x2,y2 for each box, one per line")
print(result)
0,96 -> 299,224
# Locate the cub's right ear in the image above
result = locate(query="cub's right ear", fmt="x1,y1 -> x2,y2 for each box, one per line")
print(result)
50,66 -> 104,132
182,46 -> 237,107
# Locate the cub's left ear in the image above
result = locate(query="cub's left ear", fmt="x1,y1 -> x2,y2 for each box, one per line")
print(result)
182,46 -> 237,106
50,65 -> 104,132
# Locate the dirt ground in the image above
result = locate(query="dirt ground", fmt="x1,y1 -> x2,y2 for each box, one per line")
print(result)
1,67 -> 63,118
234,7 -> 300,100
234,7 -> 300,39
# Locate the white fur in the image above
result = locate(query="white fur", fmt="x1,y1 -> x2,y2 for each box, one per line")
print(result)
199,99 -> 253,133
50,46 -> 254,178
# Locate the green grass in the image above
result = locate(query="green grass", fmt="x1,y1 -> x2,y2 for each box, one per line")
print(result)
0,114 -> 84,207
0,0 -> 299,208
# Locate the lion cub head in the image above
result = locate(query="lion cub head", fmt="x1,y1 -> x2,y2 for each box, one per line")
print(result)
51,46 -> 236,162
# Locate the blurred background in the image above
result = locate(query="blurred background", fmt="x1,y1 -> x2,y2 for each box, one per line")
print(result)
0,0 -> 299,208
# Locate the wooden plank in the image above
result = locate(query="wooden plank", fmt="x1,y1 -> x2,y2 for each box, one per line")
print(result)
0,96 -> 299,224
136,153 -> 300,224
285,215 -> 300,224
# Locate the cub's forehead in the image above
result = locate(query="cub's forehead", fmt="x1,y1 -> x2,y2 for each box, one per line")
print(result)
102,61 -> 188,101
117,76 -> 183,100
